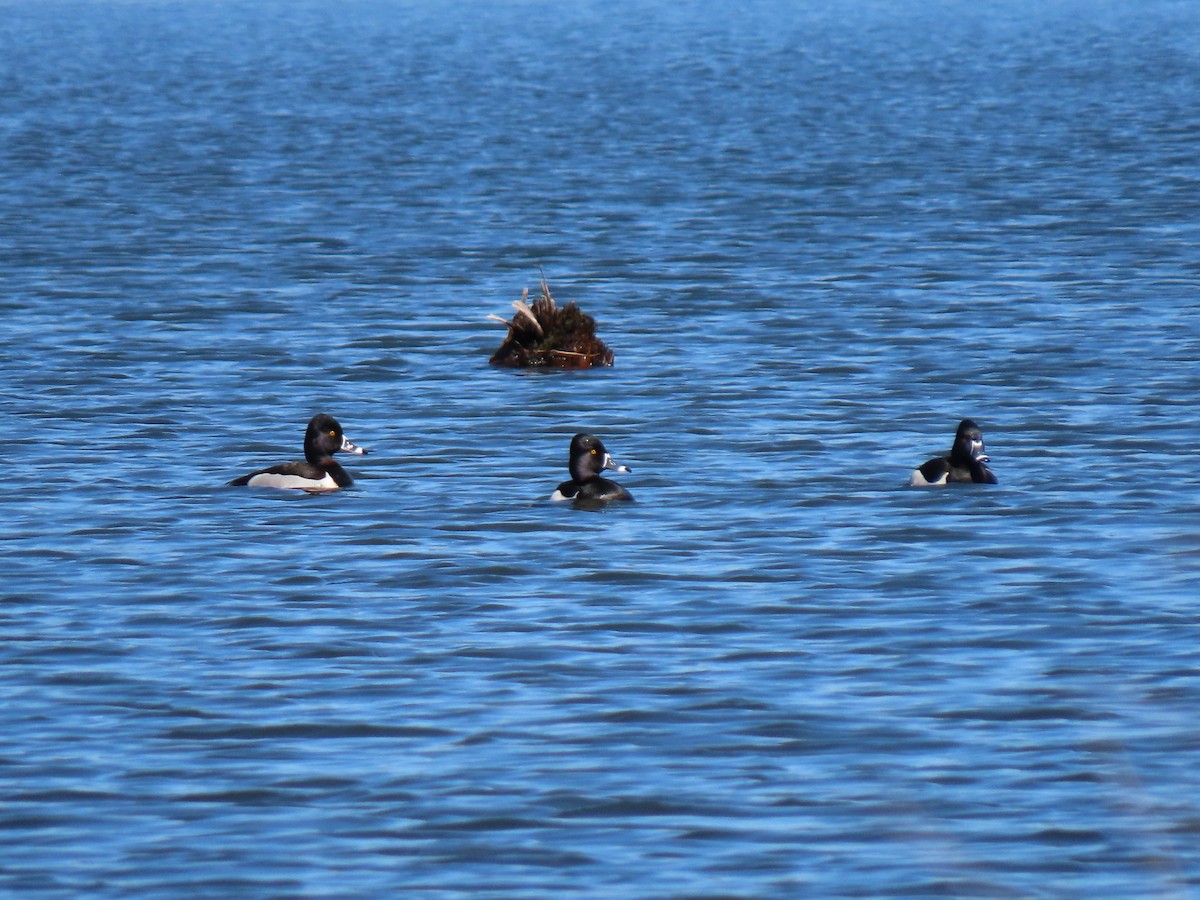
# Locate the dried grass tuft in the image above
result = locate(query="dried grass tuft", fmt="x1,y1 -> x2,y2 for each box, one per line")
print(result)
489,272 -> 614,369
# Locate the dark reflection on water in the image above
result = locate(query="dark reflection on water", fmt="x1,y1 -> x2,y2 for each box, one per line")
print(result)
3,0 -> 1200,895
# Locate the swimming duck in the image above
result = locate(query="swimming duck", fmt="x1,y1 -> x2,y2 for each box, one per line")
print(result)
551,433 -> 633,501
910,418 -> 997,486
228,413 -> 367,491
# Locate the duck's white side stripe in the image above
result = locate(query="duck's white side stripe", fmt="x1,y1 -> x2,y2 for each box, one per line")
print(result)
247,472 -> 340,491
909,468 -> 948,487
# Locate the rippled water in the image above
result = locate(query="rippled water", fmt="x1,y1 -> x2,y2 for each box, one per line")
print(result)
3,0 -> 1200,896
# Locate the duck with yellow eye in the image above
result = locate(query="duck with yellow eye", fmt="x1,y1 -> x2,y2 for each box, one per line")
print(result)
550,433 -> 633,502
228,413 -> 368,492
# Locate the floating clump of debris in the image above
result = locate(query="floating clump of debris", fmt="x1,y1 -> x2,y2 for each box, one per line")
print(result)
488,273 -> 614,369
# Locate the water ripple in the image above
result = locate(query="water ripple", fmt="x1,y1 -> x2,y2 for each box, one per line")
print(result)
2,0 -> 1200,896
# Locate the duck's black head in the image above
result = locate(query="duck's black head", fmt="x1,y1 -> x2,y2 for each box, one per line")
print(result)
568,433 -> 629,483
304,413 -> 367,463
949,419 -> 988,467
949,419 -> 998,482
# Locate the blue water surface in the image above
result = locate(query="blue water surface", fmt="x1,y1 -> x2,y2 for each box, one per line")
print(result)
2,0 -> 1199,896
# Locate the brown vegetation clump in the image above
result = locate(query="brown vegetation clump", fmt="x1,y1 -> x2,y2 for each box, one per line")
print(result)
488,274 -> 614,369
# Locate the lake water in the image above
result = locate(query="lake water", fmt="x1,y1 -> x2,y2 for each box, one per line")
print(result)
2,0 -> 1199,896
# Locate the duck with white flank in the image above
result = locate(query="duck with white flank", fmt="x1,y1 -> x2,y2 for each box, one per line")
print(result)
910,419 -> 998,486
229,413 -> 367,492
551,433 -> 634,502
